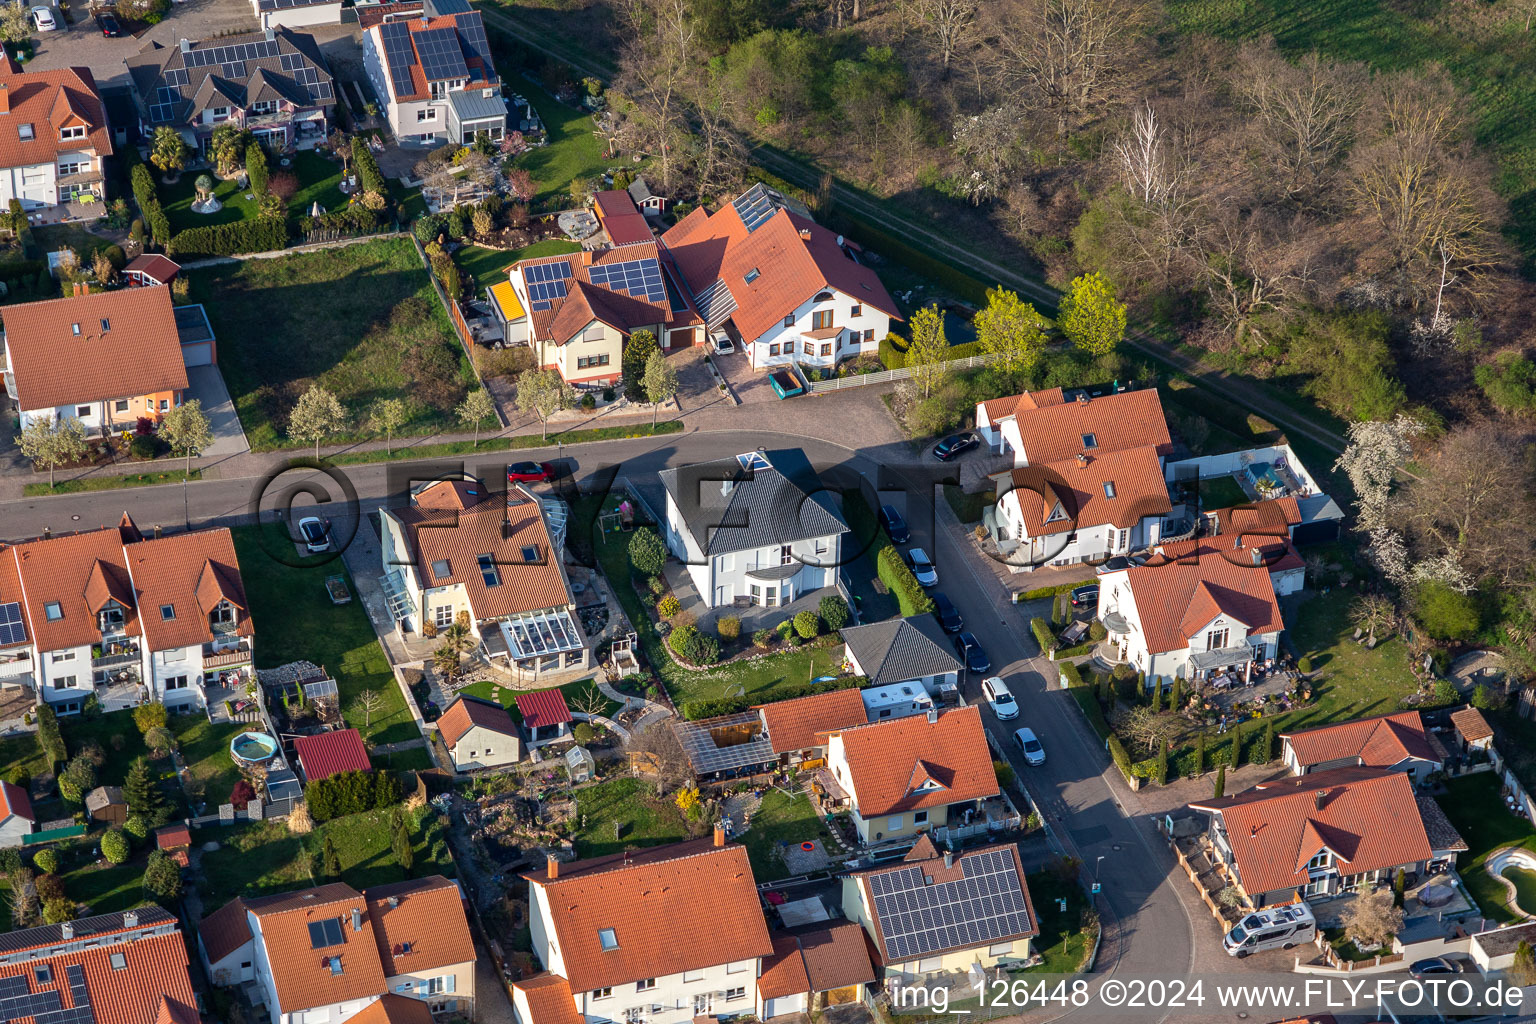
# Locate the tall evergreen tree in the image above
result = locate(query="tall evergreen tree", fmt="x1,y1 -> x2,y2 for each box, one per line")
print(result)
322,835 -> 341,879
123,757 -> 166,821
1213,761 -> 1226,799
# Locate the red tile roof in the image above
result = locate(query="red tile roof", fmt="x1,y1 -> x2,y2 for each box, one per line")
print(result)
978,387 -> 1065,426
155,823 -> 191,849
0,779 -> 33,822
759,923 -> 876,998
2,286 -> 187,411
294,728 -> 373,781
1000,388 -> 1173,464
1109,538 -> 1285,655
438,694 -> 517,750
365,875 -> 475,974
0,546 -> 28,651
123,254 -> 180,285
1004,447 -> 1171,537
1451,707 -> 1494,743
755,689 -> 869,755
758,933 -> 811,999
594,190 -> 654,245
11,528 -> 141,653
127,528 -> 253,651
515,688 -> 572,730
524,839 -> 772,991
244,883 -> 387,1014
347,993 -> 435,1024
0,62 -> 112,172
1189,767 -> 1434,898
1281,711 -> 1442,771
154,995 -> 202,1024
833,706 -> 998,818
391,484 -> 572,623
512,243 -> 695,346
512,973 -> 583,1024
196,896 -> 252,967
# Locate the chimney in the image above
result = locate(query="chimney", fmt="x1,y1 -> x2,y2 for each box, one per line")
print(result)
1075,452 -> 1088,466
42,526 -> 51,540
388,896 -> 399,909
546,853 -> 560,880
61,921 -> 73,940
926,706 -> 939,724
0,84 -> 9,115
352,907 -> 362,932
1251,547 -> 1263,567
582,251 -> 594,266
124,910 -> 138,929
713,822 -> 726,847
153,525 -> 162,539
798,228 -> 812,241
943,850 -> 953,869
1313,789 -> 1328,811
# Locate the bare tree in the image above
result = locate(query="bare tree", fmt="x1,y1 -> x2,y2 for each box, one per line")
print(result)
996,0 -> 1148,141
623,722 -> 693,796
570,682 -> 611,722
689,100 -> 749,199
352,689 -> 386,730
911,0 -> 977,71
615,0 -> 695,189
1350,594 -> 1397,642
1113,100 -> 1174,207
1237,48 -> 1365,204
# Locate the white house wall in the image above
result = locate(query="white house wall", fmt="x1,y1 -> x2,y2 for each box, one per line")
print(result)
255,1 -> 342,29
745,288 -> 890,370
1163,444 -> 1322,496
0,161 -> 57,210
449,723 -> 522,771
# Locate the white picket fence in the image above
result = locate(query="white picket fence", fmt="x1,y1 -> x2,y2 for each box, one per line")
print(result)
803,350 -> 999,393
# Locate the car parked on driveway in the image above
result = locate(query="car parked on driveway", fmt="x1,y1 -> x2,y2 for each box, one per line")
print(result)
31,5 -> 56,29
507,461 -> 555,483
932,431 -> 979,461
1071,584 -> 1100,608
1014,727 -> 1046,765
710,330 -> 735,354
297,517 -> 330,553
907,547 -> 937,588
96,10 -> 121,34
982,677 -> 1018,720
953,632 -> 990,673
932,592 -> 963,632
879,504 -> 910,544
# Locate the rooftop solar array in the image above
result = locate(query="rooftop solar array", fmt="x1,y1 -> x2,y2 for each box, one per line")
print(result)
868,848 -> 1032,961
451,12 -> 495,81
184,40 -> 279,68
501,610 -> 584,658
732,182 -> 788,234
430,0 -> 471,12
673,712 -> 777,776
0,602 -> 26,646
414,26 -> 469,82
588,257 -> 667,303
0,964 -> 95,1024
377,22 -> 416,98
525,261 -> 572,311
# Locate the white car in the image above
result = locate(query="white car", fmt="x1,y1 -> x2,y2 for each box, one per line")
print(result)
710,330 -> 735,355
31,5 -> 56,29
297,516 -> 331,553
982,677 -> 1018,720
1014,727 -> 1046,766
907,547 -> 937,588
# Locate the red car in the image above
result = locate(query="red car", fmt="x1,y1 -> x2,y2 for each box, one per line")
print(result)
507,461 -> 555,483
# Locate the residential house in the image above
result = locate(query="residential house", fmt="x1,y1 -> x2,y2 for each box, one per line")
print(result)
520,829 -> 774,1024
1165,444 -> 1345,545
825,706 -> 999,845
977,385 -> 1175,571
841,616 -> 961,700
437,693 -> 523,771
0,778 -> 34,846
593,189 -> 653,246
499,243 -> 704,386
84,784 -> 127,824
125,29 -> 336,153
1280,712 -> 1446,784
0,907 -> 199,1024
1470,918 -> 1536,973
196,875 -> 476,1024
377,479 -> 589,681
516,688 -> 573,749
842,835 -> 1038,980
1186,766 -> 1464,907
3,286 -> 189,433
1093,537 -> 1294,685
0,56 -> 113,210
0,515 -> 254,714
755,923 -> 876,1019
754,688 -> 868,767
251,0 -> 344,31
511,973 -> 584,1024
157,822 -> 193,866
660,183 -> 900,371
638,449 -> 847,611
361,0 -> 506,148
122,253 -> 180,288
293,727 -> 373,782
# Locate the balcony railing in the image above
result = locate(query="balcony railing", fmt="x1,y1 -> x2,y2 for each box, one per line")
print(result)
91,642 -> 140,669
204,646 -> 253,670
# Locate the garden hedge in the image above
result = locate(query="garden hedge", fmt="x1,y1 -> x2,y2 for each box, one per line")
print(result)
879,333 -> 907,370
304,769 -> 401,822
876,546 -> 935,617
681,675 -> 868,721
1029,617 -> 1056,654
34,704 -> 66,770
352,135 -> 387,194
246,143 -> 269,197
1066,683 -> 1112,743
1106,734 -> 1134,783
1019,578 -> 1095,601
166,218 -> 288,258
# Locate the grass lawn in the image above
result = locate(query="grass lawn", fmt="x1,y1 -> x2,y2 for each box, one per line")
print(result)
1022,870 -> 1095,973
456,238 -> 581,295
571,776 -> 690,858
171,715 -> 246,809
515,83 -> 611,211
1285,589 -> 1416,725
583,496 -> 848,710
458,677 -> 617,723
60,710 -> 154,788
24,469 -> 200,497
32,223 -> 121,262
312,805 -> 439,890
327,420 -> 681,465
63,859 -> 149,916
0,732 -> 47,787
371,746 -> 435,773
162,151 -> 345,235
1198,475 -> 1250,512
943,485 -> 993,525
230,525 -> 415,744
187,238 -> 475,451
739,790 -> 832,881
1438,773 -> 1536,922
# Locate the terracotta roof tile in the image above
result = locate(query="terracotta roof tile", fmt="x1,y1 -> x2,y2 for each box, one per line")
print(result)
0,914 -> 195,1024
196,897 -> 252,966
0,546 -> 29,651
1450,707 -> 1494,743
0,780 -> 32,821
514,243 -> 686,346
1004,447 -> 1171,537
757,934 -> 811,999
512,973 -> 583,1024
12,528 -> 141,653
1108,538 -> 1285,655
365,875 -> 475,974
833,706 -> 998,818
244,884 -> 387,1013
794,922 -> 876,992
438,694 -> 517,750
153,995 -> 202,1024
1003,388 -> 1172,464
391,485 -> 571,623
1281,711 -> 1440,770
2,286 -> 187,412
594,190 -> 653,245
294,729 -> 373,781
0,63 -> 112,172
755,689 -> 868,755
155,823 -> 191,849
515,688 -> 572,730
523,839 -> 772,991
347,993 -> 435,1024
127,528 -> 253,652
1189,767 -> 1434,897
123,254 -> 180,285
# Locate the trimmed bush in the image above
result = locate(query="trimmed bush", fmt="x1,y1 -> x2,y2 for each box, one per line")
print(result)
878,333 -> 908,370
246,142 -> 269,196
166,218 -> 288,258
793,611 -> 819,639
818,595 -> 850,631
100,829 -> 130,864
628,527 -> 666,577
668,624 -> 718,665
352,135 -> 387,194
33,849 -> 58,875
717,616 -> 741,641
1107,734 -> 1134,782
1297,656 -> 1312,674
304,769 -> 391,822
1089,621 -> 1108,642
1030,617 -> 1056,654
572,722 -> 596,745
657,595 -> 681,619
876,546 -> 935,617
1066,681 -> 1112,742
34,704 -> 66,770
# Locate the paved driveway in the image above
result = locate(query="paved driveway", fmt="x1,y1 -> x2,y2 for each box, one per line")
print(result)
184,365 -> 250,460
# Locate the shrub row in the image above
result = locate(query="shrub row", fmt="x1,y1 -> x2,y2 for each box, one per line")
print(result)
304,769 -> 401,823
246,143 -> 269,198
130,163 -> 172,249
1106,734 -> 1134,783
352,136 -> 387,194
879,333 -> 907,370
876,546 -> 935,617
681,675 -> 868,722
166,218 -> 288,259
303,205 -> 383,235
1020,579 -> 1096,601
1065,683 -> 1112,743
1029,617 -> 1056,653
34,704 -> 66,770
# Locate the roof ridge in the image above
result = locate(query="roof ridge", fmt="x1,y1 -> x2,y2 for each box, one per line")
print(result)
541,840 -> 746,885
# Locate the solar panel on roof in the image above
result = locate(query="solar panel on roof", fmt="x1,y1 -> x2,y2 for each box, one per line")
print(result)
867,848 -> 1031,960
0,602 -> 26,646
414,26 -> 469,81
164,68 -> 189,87
587,257 -> 667,303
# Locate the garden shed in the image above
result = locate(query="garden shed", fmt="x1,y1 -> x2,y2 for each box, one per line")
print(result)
564,744 -> 595,784
85,786 -> 128,825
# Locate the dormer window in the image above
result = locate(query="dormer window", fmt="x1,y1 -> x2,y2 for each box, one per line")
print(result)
251,100 -> 278,115
18,124 -> 34,141
210,601 -> 234,625
212,106 -> 230,120
99,602 -> 125,631
59,125 -> 86,141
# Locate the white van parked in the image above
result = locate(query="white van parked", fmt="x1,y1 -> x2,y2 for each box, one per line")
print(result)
1224,903 -> 1316,957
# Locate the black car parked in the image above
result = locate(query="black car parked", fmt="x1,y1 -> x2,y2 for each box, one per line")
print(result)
96,11 -> 121,35
879,504 -> 911,544
932,592 -> 963,633
1071,584 -> 1100,608
933,431 -> 980,461
953,631 -> 990,673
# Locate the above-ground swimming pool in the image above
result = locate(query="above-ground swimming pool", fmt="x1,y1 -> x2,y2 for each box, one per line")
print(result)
230,731 -> 279,765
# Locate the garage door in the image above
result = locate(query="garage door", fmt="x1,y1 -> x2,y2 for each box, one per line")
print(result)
763,996 -> 802,1019
182,343 -> 213,367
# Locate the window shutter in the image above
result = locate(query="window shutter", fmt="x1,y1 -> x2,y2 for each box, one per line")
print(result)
446,974 -> 456,993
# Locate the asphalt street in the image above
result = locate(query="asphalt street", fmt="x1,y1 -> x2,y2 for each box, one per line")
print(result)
0,427 -> 1283,1019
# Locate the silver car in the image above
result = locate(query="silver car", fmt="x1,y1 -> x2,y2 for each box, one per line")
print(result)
907,547 -> 937,588
1014,727 -> 1045,766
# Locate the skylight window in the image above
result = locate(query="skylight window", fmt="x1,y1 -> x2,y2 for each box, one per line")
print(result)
35,965 -> 50,984
44,602 -> 62,622
599,928 -> 618,951
744,268 -> 761,283
431,559 -> 452,579
18,124 -> 34,141
520,546 -> 538,563
71,323 -> 81,336
161,604 -> 176,620
1103,482 -> 1116,499
477,554 -> 501,587
308,919 -> 344,949
109,952 -> 127,970
1082,433 -> 1098,449
100,318 -> 110,332
328,956 -> 344,976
